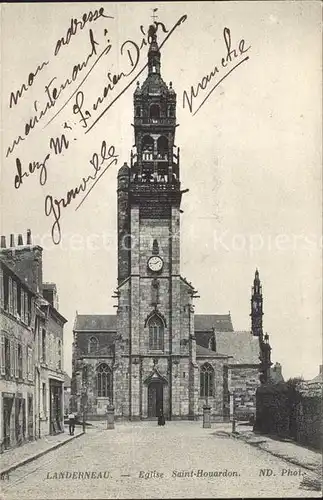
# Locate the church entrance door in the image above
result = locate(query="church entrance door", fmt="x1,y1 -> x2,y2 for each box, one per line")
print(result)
148,382 -> 163,417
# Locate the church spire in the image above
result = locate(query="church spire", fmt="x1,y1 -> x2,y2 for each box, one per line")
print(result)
250,268 -> 263,336
147,24 -> 161,75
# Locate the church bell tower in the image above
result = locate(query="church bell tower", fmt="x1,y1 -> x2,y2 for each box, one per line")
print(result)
115,23 -> 194,421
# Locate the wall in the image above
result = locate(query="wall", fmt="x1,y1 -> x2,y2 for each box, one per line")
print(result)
255,383 -> 323,450
229,366 -> 260,420
0,311 -> 35,449
197,358 -> 228,421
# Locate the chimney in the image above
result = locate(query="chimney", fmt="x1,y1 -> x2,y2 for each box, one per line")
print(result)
320,365 -> 323,375
0,236 -> 6,248
27,229 -> 32,245
42,283 -> 58,309
0,238 -> 43,294
18,234 -> 23,245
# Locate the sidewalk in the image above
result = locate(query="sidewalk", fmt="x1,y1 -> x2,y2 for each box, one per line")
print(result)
229,424 -> 322,491
0,426 -> 84,476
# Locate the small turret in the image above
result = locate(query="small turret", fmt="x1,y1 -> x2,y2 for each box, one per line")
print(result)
250,268 -> 263,337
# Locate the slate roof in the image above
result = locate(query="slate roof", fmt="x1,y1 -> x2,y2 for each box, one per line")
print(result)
195,331 -> 213,349
215,331 -> 260,365
196,344 -> 232,359
307,372 -> 323,386
74,314 -> 117,332
194,314 -> 234,332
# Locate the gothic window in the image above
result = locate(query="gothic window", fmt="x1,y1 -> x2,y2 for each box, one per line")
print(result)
96,363 -> 113,399
88,336 -> 99,354
150,104 -> 160,119
157,136 -> 168,160
200,363 -> 214,397
148,315 -> 164,351
135,106 -> 141,117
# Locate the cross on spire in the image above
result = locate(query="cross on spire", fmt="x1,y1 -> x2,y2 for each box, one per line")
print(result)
151,7 -> 158,23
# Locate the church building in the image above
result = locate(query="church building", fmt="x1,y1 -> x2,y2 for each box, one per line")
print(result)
71,24 -> 272,421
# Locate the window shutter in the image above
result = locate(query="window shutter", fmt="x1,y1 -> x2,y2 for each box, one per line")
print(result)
0,333 -> 5,375
10,339 -> 14,377
14,340 -> 18,378
8,277 -> 13,314
28,347 -> 33,381
31,299 -> 35,328
13,281 -> 17,316
0,267 -> 3,308
21,290 -> 25,322
22,343 -> 26,379
25,292 -> 28,324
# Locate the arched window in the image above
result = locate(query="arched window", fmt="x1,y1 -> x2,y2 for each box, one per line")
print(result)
149,104 -> 160,119
88,336 -> 98,354
142,135 -> 154,161
148,315 -> 164,351
200,363 -> 214,397
96,363 -> 113,399
157,136 -> 168,160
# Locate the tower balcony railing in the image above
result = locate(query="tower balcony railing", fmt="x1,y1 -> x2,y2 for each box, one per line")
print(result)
130,149 -> 180,168
130,177 -> 180,191
134,117 -> 176,126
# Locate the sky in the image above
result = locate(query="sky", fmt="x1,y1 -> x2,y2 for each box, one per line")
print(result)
1,1 -> 322,380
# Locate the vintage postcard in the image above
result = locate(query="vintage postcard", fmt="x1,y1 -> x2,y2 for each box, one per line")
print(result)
0,1 -> 322,499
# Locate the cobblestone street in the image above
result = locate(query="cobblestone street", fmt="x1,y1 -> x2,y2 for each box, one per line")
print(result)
1,422 -> 321,499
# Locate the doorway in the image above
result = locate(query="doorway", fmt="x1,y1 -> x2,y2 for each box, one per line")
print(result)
148,382 -> 163,417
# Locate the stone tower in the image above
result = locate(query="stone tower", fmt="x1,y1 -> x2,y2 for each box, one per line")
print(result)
250,269 -> 263,336
115,24 -> 198,420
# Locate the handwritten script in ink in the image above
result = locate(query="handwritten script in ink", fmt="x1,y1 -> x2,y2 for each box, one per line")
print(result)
5,7 -> 188,244
182,27 -> 251,116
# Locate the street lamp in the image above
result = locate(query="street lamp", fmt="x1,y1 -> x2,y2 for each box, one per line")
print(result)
80,390 -> 87,433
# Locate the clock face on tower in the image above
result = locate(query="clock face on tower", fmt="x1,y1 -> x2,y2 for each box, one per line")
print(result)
147,256 -> 163,272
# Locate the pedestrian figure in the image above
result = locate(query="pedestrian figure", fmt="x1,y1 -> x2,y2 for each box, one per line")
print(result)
157,408 -> 165,426
68,412 -> 76,435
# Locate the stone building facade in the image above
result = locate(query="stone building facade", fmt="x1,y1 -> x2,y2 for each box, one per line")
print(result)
0,231 -> 67,450
71,24 -> 272,421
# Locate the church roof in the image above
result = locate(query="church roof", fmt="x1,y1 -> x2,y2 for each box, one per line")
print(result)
194,314 -> 234,332
74,314 -> 117,332
196,344 -> 232,359
215,331 -> 260,365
